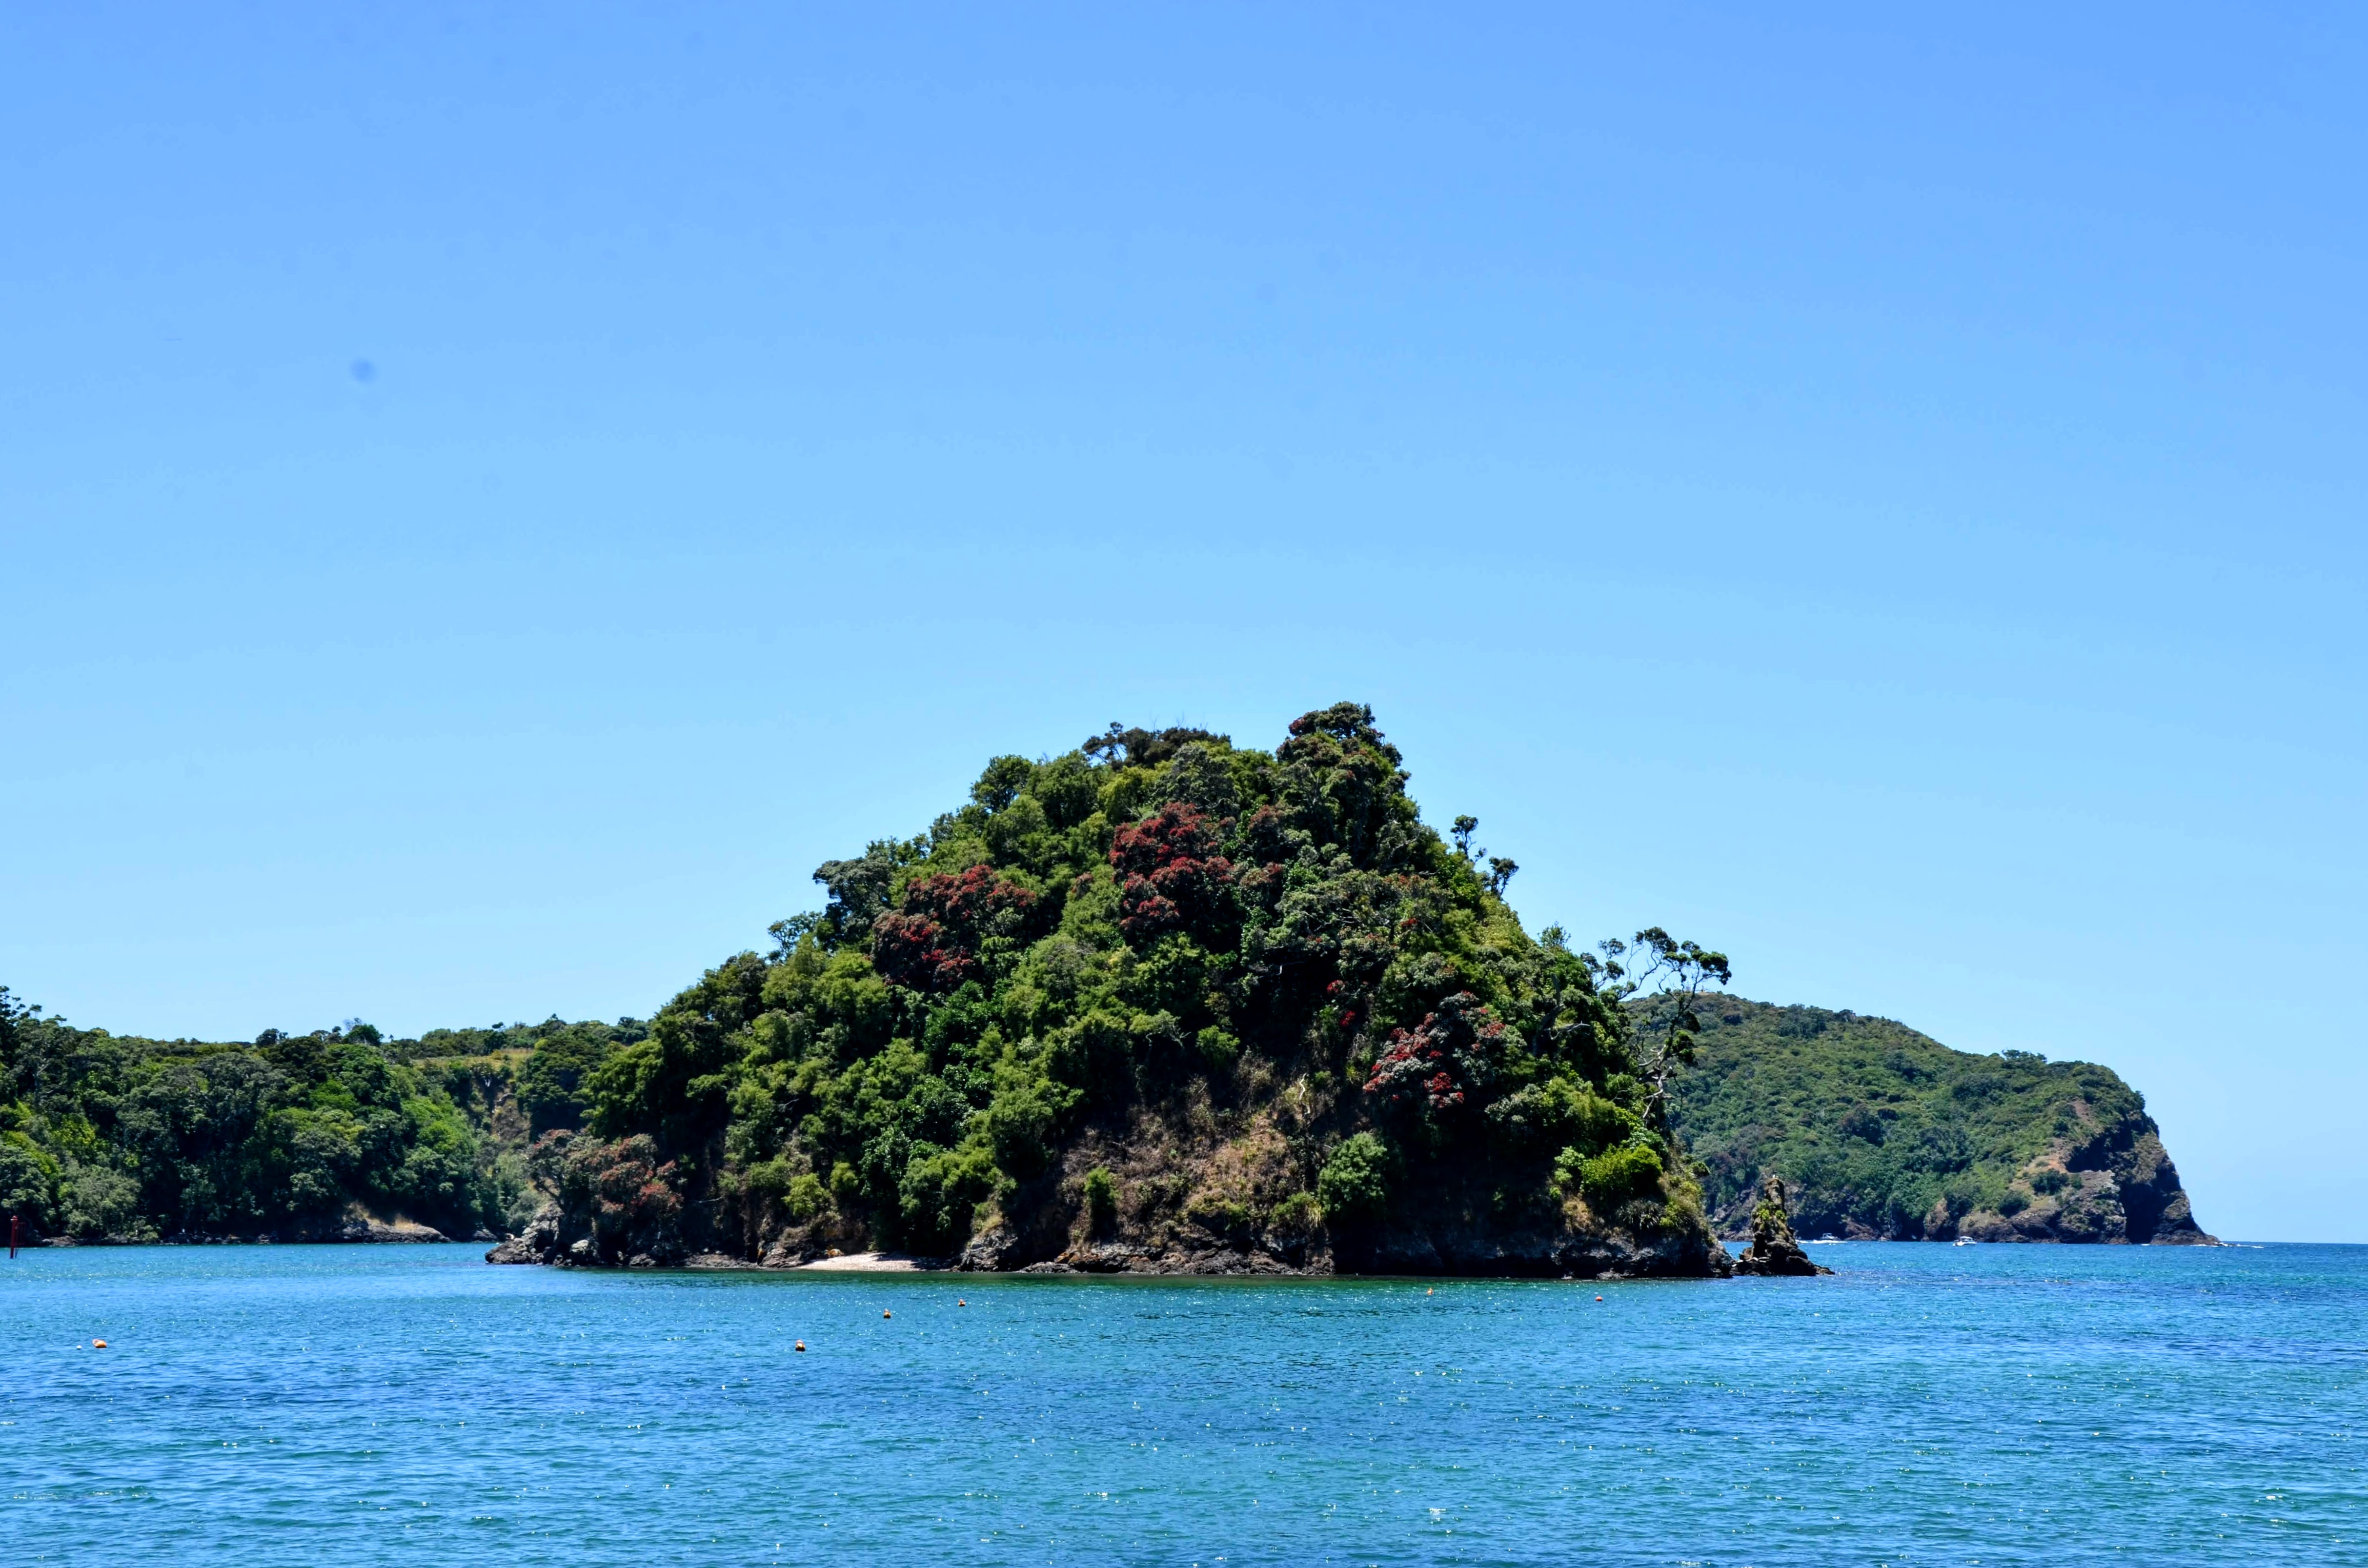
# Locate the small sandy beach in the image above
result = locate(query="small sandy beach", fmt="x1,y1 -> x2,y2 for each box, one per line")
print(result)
793,1252 -> 945,1272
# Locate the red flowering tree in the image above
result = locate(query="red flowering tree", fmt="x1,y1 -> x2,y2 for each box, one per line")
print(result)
554,1132 -> 685,1263
1364,991 -> 1506,1117
1111,802 -> 1236,944
871,864 -> 1040,992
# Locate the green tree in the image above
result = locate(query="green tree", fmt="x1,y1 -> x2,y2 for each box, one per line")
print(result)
1588,927 -> 1731,1126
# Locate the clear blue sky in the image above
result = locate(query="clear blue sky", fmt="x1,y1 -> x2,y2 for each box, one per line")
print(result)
4,5 -> 2361,1241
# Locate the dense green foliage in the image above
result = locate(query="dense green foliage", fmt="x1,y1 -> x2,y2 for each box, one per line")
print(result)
1668,997 -> 2192,1240
0,988 -> 641,1241
563,704 -> 1708,1266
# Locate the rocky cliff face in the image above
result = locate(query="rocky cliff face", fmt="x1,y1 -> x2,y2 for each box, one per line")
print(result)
1733,1175 -> 1830,1276
1669,998 -> 2213,1245
1945,1120 -> 2211,1244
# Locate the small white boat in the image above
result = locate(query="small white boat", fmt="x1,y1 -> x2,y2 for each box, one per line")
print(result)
1953,1237 -> 1977,1247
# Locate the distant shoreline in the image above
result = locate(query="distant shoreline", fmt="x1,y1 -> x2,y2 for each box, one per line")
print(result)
33,1217 -> 484,1247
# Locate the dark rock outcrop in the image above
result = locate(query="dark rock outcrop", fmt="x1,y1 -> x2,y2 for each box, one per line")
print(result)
1733,1176 -> 1830,1277
485,1201 -> 562,1264
947,1208 -> 1730,1281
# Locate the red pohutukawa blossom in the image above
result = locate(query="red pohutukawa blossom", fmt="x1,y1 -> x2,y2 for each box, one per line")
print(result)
1110,801 -> 1235,942
1364,992 -> 1506,1115
551,1132 -> 686,1263
872,864 -> 1039,992
589,1138 -> 680,1229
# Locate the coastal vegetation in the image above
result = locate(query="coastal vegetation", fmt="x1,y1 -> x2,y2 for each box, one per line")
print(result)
0,707 -> 2208,1262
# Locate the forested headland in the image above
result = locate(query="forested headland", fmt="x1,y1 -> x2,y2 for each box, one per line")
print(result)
1669,999 -> 2211,1244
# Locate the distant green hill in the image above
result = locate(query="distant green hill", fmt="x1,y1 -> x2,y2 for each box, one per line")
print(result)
1665,997 -> 2211,1244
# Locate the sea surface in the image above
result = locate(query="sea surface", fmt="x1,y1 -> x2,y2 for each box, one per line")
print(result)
2,1240 -> 2360,1565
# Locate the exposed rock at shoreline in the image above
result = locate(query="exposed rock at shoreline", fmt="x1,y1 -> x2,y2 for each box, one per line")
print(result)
1732,1175 -> 1829,1277
46,1213 -> 456,1246
495,1190 -> 1730,1281
485,1201 -> 562,1264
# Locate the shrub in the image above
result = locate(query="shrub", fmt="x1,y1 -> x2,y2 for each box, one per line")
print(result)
786,1172 -> 828,1223
985,1086 -> 1059,1179
1317,1132 -> 1396,1226
0,1132 -> 60,1233
1486,1080 -> 1637,1159
1083,1166 -> 1117,1235
1560,1141 -> 1663,1211
1048,1011 -> 1133,1099
899,1144 -> 995,1254
488,1148 -> 538,1234
1030,753 -> 1101,830
59,1161 -> 141,1239
1838,1105 -> 1887,1145
1268,1190 -> 1321,1242
1183,1190 -> 1252,1237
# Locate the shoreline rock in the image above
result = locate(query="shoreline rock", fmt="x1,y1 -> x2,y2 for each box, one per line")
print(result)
1733,1176 -> 1831,1278
491,1211 -> 1735,1280
41,1214 -> 459,1246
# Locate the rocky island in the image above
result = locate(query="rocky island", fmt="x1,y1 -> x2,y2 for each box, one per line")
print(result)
493,706 -> 1735,1278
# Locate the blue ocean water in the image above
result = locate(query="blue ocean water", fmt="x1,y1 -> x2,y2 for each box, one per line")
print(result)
2,1241 -> 2360,1565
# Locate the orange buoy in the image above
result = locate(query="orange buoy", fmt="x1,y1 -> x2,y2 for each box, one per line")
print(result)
883,1309 -> 892,1319
794,1340 -> 807,1352
1595,1295 -> 1604,1302
1426,1288 -> 1433,1295
957,1300 -> 966,1307
92,1340 -> 107,1348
